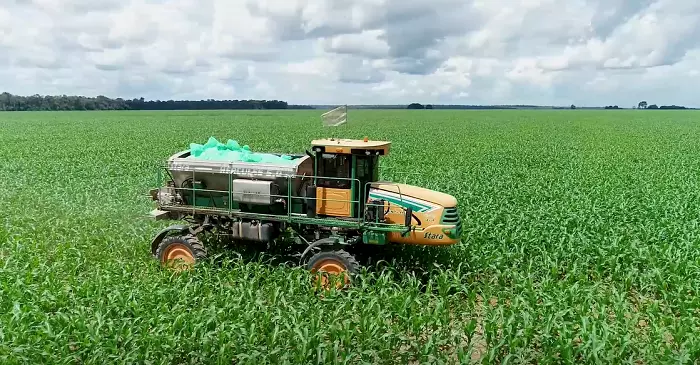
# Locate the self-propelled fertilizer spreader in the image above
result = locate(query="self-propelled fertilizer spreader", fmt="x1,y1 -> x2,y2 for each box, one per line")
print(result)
148,136 -> 462,287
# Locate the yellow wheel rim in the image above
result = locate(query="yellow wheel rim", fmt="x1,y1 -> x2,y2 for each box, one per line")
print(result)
162,243 -> 195,271
311,259 -> 350,290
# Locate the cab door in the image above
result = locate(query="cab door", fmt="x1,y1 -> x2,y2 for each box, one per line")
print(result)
355,155 -> 378,217
315,153 -> 353,217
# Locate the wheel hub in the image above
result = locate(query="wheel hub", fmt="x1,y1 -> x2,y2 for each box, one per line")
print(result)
162,243 -> 195,271
311,259 -> 350,289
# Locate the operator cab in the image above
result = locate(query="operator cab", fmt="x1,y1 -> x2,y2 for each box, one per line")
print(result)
308,137 -> 389,219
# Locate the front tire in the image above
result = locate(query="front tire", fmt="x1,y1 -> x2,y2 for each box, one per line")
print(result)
306,249 -> 359,290
155,234 -> 207,271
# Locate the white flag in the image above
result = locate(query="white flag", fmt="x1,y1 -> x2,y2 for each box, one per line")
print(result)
321,105 -> 347,127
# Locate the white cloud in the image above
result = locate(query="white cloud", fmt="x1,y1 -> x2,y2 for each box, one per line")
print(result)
284,58 -> 335,77
1,0 -> 700,107
320,30 -> 389,59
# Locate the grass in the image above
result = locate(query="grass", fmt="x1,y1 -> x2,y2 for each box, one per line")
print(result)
1,109 -> 700,363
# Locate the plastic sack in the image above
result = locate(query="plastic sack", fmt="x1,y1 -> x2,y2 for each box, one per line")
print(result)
185,137 -> 296,164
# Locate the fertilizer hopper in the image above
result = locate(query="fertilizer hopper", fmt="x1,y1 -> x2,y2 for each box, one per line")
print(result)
159,148 -> 314,211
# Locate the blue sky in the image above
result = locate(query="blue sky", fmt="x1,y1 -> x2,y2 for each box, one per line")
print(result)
1,0 -> 699,107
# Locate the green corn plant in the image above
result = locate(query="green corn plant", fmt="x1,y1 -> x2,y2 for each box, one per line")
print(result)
1,109 -> 700,364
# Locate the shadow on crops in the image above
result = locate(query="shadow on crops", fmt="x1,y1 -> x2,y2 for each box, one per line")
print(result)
199,234 -> 304,268
352,243 -> 478,286
199,234 -> 479,292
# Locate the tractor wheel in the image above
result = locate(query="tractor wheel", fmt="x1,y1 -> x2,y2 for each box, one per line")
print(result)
305,249 -> 359,290
155,234 -> 207,271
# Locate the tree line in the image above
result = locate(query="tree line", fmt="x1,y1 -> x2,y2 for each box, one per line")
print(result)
636,101 -> 687,110
409,101 -> 692,110
406,103 -> 523,109
0,92 -> 314,111
1,92 -> 692,111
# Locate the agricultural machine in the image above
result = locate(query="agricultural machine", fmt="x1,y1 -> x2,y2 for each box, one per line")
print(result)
148,136 -> 462,287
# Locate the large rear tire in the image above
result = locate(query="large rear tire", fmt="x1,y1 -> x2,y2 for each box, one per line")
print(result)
155,234 -> 207,271
306,249 -> 359,290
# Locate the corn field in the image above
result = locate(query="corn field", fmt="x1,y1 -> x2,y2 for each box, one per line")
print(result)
1,109 -> 699,364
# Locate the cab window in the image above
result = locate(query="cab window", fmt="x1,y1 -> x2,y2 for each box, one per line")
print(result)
317,154 -> 351,189
356,156 -> 377,181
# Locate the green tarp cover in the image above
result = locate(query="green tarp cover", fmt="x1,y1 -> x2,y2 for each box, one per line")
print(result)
186,137 -> 296,164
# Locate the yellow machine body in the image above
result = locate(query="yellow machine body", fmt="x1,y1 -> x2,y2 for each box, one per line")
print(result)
367,183 -> 462,246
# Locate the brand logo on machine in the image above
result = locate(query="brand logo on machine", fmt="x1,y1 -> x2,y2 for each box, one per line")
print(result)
424,232 -> 444,240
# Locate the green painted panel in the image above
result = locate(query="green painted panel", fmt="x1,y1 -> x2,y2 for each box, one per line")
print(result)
363,230 -> 387,245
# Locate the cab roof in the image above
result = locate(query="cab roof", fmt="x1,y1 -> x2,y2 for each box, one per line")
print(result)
311,138 -> 391,156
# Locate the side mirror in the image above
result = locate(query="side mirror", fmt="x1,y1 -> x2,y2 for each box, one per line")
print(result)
404,207 -> 413,227
377,199 -> 386,222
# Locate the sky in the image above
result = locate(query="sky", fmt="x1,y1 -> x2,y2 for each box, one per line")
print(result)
0,0 -> 699,107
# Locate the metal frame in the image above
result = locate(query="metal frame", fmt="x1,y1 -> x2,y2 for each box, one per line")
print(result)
154,163 -> 423,234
